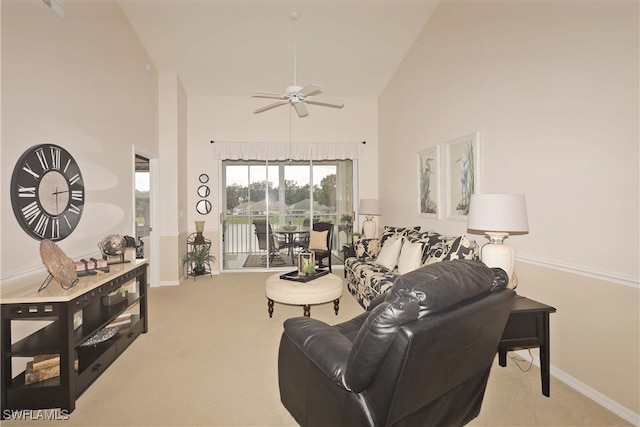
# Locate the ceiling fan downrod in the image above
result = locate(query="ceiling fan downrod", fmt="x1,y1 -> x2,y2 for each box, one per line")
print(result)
291,11 -> 299,87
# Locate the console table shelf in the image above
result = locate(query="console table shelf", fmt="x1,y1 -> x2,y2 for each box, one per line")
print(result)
1,260 -> 148,416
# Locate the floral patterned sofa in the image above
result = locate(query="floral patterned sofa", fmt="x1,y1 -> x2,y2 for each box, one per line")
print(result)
345,226 -> 480,309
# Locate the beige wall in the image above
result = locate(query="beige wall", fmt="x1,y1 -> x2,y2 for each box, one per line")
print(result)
1,2 -> 158,285
0,0 -> 159,374
157,72 -> 189,285
379,0 -> 639,420
186,95 -> 379,265
517,262 -> 639,415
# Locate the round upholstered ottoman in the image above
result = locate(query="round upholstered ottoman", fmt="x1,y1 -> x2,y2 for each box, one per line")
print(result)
265,272 -> 343,318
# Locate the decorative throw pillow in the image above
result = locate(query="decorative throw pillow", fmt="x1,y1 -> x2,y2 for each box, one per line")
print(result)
308,230 -> 328,251
375,236 -> 403,271
445,235 -> 480,261
406,230 -> 438,264
379,226 -> 421,247
423,234 -> 457,265
404,228 -> 425,241
354,238 -> 380,259
397,240 -> 423,275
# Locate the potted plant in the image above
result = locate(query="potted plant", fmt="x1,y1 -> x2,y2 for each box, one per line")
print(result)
339,214 -> 353,245
181,246 -> 215,276
303,259 -> 315,277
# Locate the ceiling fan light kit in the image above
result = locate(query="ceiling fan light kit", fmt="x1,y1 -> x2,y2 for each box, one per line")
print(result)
252,11 -> 344,118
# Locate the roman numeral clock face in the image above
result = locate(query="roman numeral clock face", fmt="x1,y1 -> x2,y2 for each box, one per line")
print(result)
10,144 -> 85,241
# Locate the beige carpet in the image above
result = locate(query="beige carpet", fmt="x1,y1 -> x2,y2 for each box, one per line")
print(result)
3,273 -> 632,426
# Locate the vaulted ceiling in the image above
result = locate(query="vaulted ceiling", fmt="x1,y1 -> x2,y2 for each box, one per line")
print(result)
118,1 -> 440,100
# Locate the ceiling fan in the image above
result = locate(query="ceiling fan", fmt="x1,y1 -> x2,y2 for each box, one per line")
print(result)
252,11 -> 344,118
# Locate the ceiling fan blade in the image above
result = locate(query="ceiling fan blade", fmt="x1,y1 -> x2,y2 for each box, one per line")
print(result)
305,96 -> 344,108
293,101 -> 309,117
252,91 -> 286,100
298,83 -> 323,97
250,13 -> 345,118
253,100 -> 289,114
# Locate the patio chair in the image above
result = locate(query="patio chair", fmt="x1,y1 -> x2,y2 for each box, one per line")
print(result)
292,218 -> 312,252
309,222 -> 333,272
253,219 -> 287,265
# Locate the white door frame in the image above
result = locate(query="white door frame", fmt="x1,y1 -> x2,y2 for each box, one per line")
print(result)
133,146 -> 159,286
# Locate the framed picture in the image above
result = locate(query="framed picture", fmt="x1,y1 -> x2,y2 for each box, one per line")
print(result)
297,252 -> 315,275
446,132 -> 479,221
417,146 -> 440,218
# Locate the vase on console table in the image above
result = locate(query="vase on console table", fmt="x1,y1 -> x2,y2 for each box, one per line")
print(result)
194,221 -> 206,244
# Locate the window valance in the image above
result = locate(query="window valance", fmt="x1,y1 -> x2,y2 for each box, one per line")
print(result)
212,141 -> 362,161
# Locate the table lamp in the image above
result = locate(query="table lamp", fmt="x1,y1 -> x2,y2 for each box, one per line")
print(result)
467,194 -> 528,288
359,199 -> 380,238
194,221 -> 206,244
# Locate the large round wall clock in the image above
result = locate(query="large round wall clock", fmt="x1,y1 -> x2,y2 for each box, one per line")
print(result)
10,144 -> 85,241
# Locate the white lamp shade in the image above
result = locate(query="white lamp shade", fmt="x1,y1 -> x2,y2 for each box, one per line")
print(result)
359,199 -> 380,216
467,194 -> 528,233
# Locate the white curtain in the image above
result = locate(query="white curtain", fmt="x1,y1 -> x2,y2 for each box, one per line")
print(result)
212,141 -> 362,161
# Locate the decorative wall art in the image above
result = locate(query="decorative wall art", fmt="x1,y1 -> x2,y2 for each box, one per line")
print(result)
417,146 -> 440,219
196,199 -> 212,215
196,173 -> 211,215
197,185 -> 210,198
446,133 -> 479,220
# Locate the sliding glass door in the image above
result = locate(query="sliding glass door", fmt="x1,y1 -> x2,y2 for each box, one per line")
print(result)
221,159 -> 354,270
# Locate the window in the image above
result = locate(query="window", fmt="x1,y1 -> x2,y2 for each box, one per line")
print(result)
221,159 -> 354,270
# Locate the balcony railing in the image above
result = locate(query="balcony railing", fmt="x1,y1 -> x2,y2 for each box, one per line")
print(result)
223,214 -> 339,255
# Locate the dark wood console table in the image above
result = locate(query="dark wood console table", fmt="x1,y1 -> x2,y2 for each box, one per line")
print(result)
1,260 -> 148,416
498,295 -> 556,397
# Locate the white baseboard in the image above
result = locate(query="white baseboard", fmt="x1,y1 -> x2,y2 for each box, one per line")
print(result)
154,280 -> 180,287
512,350 -> 639,426
155,270 -> 221,287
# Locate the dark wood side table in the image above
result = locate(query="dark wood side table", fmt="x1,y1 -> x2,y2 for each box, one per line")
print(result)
342,245 -> 355,277
498,295 -> 557,397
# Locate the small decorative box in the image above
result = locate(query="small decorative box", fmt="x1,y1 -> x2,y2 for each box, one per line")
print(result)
101,290 -> 128,306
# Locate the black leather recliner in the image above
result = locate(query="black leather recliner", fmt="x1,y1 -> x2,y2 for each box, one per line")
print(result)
278,260 -> 515,427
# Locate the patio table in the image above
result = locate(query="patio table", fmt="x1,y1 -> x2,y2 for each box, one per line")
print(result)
273,226 -> 310,262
